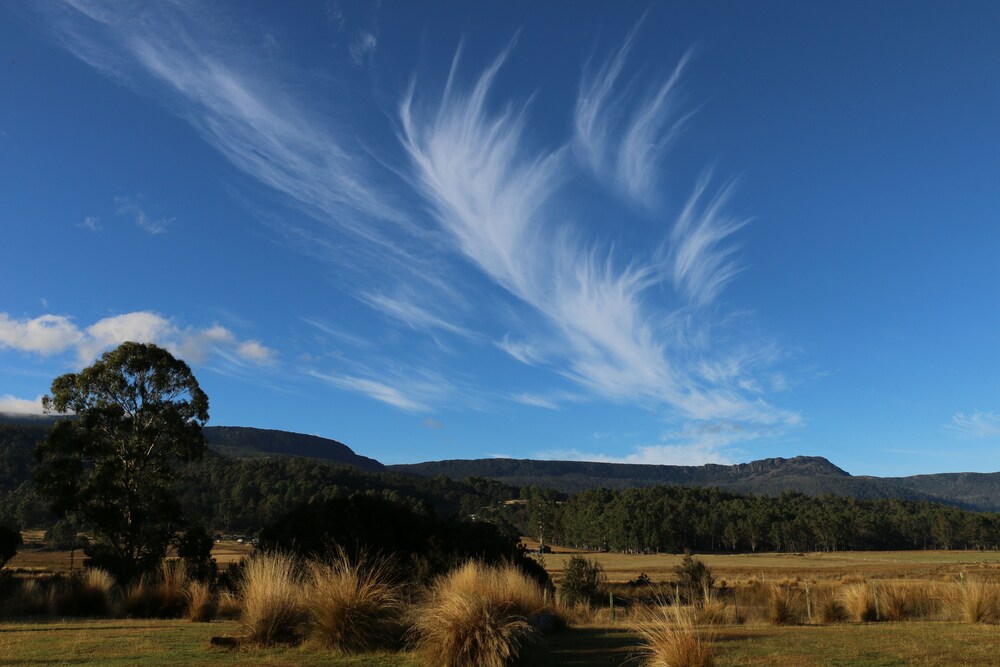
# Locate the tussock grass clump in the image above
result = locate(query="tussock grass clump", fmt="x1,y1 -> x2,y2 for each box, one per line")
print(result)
238,552 -> 306,645
119,576 -> 159,618
694,587 -> 727,626
54,568 -> 116,616
943,577 -> 998,624
840,583 -> 878,622
158,560 -> 189,617
637,605 -> 715,667
876,582 -> 934,622
410,561 -> 548,667
185,580 -> 215,622
13,578 -> 50,616
117,561 -> 190,618
215,590 -> 241,620
817,590 -> 846,623
768,585 -> 801,625
307,550 -> 403,653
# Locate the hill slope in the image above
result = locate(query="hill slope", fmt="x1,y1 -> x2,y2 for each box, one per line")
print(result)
0,415 -> 383,473
5,412 -> 1000,510
389,456 -> 995,510
203,426 -> 384,471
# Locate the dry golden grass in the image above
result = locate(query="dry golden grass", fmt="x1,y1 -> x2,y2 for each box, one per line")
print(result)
158,560 -> 189,616
768,585 -> 802,625
693,587 -> 727,626
636,605 -> 715,667
410,561 -> 548,667
941,576 -> 998,623
306,550 -> 404,653
55,568 -> 116,616
839,582 -> 878,622
215,590 -> 241,620
119,576 -> 159,618
238,552 -> 307,645
184,580 -> 215,622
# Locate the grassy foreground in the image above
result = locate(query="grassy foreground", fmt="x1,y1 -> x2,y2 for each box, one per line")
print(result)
0,618 -> 416,667
5,618 -> 1000,666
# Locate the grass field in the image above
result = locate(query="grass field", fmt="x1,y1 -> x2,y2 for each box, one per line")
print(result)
7,546 -> 1000,665
5,536 -> 254,575
525,540 -> 1000,585
4,618 -> 1000,666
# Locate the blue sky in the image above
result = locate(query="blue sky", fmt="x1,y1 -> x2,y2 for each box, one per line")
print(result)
1,1 -> 998,475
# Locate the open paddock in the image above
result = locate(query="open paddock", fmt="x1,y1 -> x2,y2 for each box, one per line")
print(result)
531,545 -> 1000,586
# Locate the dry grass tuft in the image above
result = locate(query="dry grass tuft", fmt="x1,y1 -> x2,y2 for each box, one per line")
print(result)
768,585 -> 801,625
10,578 -> 51,616
55,568 -> 115,616
215,590 -> 241,620
307,550 -> 404,653
840,582 -> 878,623
694,587 -> 727,626
410,561 -> 547,667
185,580 -> 215,622
238,552 -> 307,645
119,576 -> 159,618
158,560 -> 189,617
636,605 -> 715,667
942,577 -> 998,623
817,589 -> 846,623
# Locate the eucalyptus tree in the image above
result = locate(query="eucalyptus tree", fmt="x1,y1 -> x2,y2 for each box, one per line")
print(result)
36,342 -> 209,579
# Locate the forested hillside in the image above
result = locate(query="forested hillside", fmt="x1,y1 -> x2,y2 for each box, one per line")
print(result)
6,414 -> 1000,554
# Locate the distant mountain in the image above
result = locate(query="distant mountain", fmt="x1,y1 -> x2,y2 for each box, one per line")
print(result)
389,456 -> 998,510
0,414 -> 384,473
390,456 -> 850,492
203,426 -> 384,471
5,411 -> 1000,511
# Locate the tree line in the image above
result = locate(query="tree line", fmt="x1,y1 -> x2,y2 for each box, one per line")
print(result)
524,485 -> 1000,553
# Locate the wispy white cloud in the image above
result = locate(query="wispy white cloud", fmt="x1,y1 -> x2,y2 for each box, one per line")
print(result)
349,30 -> 377,66
361,292 -> 475,338
40,1 -> 412,261
79,215 -> 101,231
538,420 -> 774,465
948,411 -> 1000,439
495,335 -> 545,365
0,311 -> 275,367
511,393 -> 561,410
308,368 -> 440,413
116,196 -> 172,234
574,18 -> 693,207
31,4 -> 796,443
668,175 -> 747,305
399,43 -> 795,431
537,442 -> 736,467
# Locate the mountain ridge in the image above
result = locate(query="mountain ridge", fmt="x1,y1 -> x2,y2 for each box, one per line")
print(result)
4,413 -> 1000,511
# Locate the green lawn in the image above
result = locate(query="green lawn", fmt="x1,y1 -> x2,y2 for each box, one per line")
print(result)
4,618 -> 1000,667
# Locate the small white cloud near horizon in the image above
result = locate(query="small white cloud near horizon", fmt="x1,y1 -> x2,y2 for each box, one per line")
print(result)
536,442 -> 737,467
948,411 -> 1000,439
0,311 -> 276,368
0,394 -> 48,415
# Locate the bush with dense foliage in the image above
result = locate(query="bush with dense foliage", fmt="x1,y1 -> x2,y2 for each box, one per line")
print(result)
259,494 -> 552,590
559,556 -> 606,606
0,524 -> 21,569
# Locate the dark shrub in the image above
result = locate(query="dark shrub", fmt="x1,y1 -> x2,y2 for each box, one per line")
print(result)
559,556 -> 606,606
0,525 -> 21,569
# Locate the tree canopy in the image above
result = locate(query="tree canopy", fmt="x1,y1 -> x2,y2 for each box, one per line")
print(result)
35,342 -> 209,579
